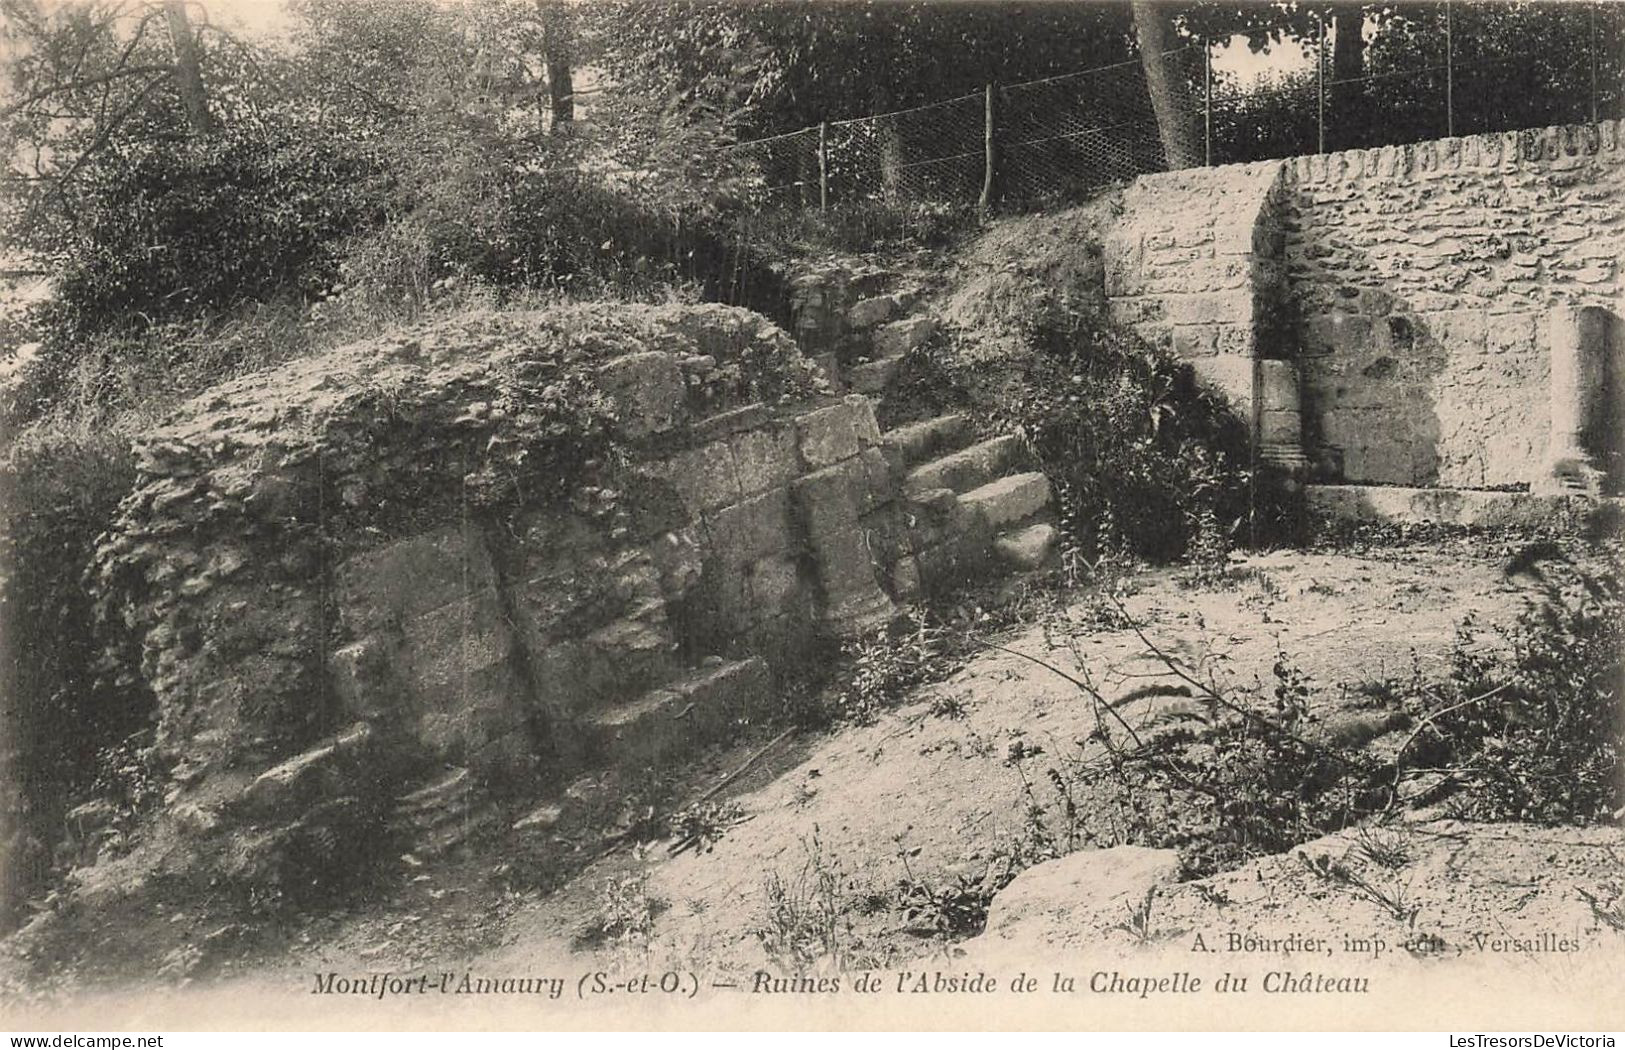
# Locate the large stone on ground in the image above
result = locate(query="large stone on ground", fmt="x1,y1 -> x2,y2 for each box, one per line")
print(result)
994,522 -> 1059,570
979,846 -> 1182,946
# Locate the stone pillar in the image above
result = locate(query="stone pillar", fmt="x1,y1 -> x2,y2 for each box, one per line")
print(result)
1255,359 -> 1310,481
789,398 -> 897,638
790,458 -> 897,638
1538,304 -> 1611,495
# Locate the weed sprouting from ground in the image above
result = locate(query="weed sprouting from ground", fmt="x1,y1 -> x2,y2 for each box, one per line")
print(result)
927,692 -> 969,720
668,801 -> 747,855
1108,888 -> 1163,945
832,607 -> 957,726
574,864 -> 669,952
754,832 -> 877,973
1353,827 -> 1414,871
1298,850 -> 1420,926
892,867 -> 1000,939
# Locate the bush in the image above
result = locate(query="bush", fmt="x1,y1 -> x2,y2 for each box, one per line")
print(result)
898,290 -> 1254,565
1006,295 -> 1254,563
8,123 -> 380,425
42,123 -> 380,339
1418,554 -> 1624,824
0,421 -> 150,920
4,298 -> 322,427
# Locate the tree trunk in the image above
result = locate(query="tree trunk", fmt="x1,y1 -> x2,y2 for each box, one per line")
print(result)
162,0 -> 214,135
539,0 -> 574,132
1130,0 -> 1199,169
1330,3 -> 1367,149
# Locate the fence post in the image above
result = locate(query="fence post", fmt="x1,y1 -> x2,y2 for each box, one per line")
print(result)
1590,2 -> 1599,125
1203,39 -> 1213,166
818,121 -> 829,213
979,83 -> 995,219
1316,12 -> 1326,154
1445,0 -> 1454,137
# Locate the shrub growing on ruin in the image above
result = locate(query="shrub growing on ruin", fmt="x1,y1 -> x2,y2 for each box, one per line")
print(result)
1002,294 -> 1255,563
892,289 -> 1255,565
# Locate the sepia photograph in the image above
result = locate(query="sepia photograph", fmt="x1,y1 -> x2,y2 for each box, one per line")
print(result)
0,0 -> 1621,1034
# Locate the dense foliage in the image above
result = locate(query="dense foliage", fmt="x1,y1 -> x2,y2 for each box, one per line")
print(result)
1425,554 -> 1624,825
887,289 -> 1255,565
0,425 -> 145,909
43,123 -> 378,337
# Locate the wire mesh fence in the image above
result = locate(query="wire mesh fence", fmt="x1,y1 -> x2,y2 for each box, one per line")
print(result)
998,53 -> 1187,208
725,3 -> 1625,217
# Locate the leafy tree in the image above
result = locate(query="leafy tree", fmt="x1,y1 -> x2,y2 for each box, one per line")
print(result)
593,0 -> 1137,138
1182,1 -> 1622,156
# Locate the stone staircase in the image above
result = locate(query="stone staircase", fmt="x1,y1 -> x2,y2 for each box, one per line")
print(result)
882,412 -> 1059,594
791,263 -> 1063,595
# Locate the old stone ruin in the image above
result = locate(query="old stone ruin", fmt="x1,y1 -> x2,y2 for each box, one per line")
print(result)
11,117 -> 1625,933
1103,120 -> 1625,520
55,301 -> 1057,916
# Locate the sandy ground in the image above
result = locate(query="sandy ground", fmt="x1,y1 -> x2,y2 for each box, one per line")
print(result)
12,537 -> 1620,1031
291,539 -> 1548,977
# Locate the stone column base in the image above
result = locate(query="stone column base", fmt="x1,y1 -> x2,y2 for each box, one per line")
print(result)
1533,453 -> 1605,497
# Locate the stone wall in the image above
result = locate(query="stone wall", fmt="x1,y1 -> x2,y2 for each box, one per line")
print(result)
1102,120 -> 1625,494
1103,161 -> 1290,421
1285,121 -> 1625,489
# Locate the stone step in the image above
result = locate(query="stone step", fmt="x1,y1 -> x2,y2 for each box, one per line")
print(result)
905,434 -> 1025,497
882,414 -> 974,467
583,656 -> 770,770
873,316 -> 937,358
415,803 -> 497,854
960,471 -> 1052,530
847,356 -> 905,395
994,522 -> 1060,570
392,766 -> 497,856
395,766 -> 472,817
